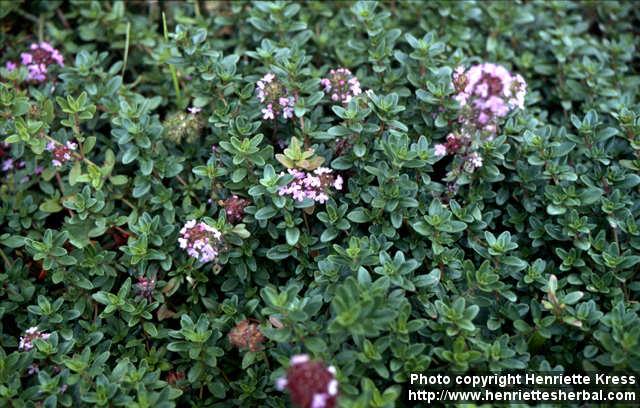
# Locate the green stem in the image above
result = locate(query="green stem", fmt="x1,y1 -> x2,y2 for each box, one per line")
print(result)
162,12 -> 182,103
15,9 -> 38,23
38,15 -> 44,42
55,172 -> 66,195
119,197 -> 136,210
194,0 -> 201,18
122,21 -> 131,78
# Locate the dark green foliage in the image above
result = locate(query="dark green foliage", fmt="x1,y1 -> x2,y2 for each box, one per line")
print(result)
1,1 -> 640,407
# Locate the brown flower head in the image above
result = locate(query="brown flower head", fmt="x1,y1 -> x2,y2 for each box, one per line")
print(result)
228,319 -> 265,352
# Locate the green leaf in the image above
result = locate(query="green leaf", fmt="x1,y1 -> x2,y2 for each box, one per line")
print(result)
69,161 -> 82,186
254,206 -> 277,220
285,227 -> 300,246
40,199 -> 63,213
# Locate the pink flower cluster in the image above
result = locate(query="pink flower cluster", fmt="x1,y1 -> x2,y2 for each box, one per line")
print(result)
467,151 -> 483,170
320,68 -> 362,104
256,73 -> 295,120
46,140 -> 77,167
452,63 -> 527,132
19,326 -> 51,351
278,167 -> 343,204
276,354 -> 338,408
434,132 -> 483,172
178,220 -> 223,263
6,42 -> 64,82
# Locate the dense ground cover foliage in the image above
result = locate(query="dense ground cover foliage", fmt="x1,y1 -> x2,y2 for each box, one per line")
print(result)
1,1 -> 640,406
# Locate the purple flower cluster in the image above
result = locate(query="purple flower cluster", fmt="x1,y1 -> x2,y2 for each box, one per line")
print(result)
256,73 -> 295,120
28,363 -> 39,375
278,167 -> 343,204
452,63 -> 527,132
276,354 -> 338,408
178,220 -> 223,263
6,41 -> 64,82
19,326 -> 51,351
320,68 -> 362,104
1,142 -> 30,179
46,140 -> 77,167
1,158 -> 26,173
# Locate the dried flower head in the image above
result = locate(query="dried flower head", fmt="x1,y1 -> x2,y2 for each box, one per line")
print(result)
320,68 -> 362,103
167,371 -> 185,386
163,111 -> 204,144
228,319 -> 265,352
256,73 -> 296,120
221,195 -> 250,223
135,277 -> 156,298
178,220 -> 223,263
276,354 -> 339,408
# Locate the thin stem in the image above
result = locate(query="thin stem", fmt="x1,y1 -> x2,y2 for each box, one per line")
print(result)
118,197 -> 136,210
162,12 -> 182,103
194,0 -> 201,18
55,172 -> 74,217
122,21 -> 131,78
37,15 -> 44,42
55,172 -> 66,195
299,115 -> 309,148
0,248 -> 12,269
73,113 -> 86,161
176,175 -> 189,187
303,212 -> 310,233
56,9 -> 70,29
14,9 -> 38,23
114,226 -> 132,237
